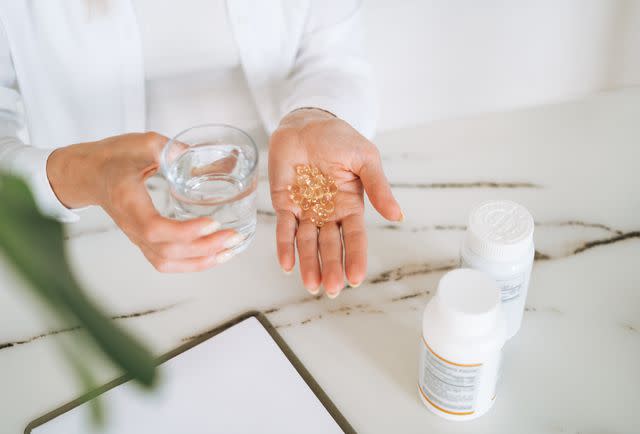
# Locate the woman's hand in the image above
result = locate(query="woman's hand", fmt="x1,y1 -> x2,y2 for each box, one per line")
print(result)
46,132 -> 243,272
269,109 -> 403,297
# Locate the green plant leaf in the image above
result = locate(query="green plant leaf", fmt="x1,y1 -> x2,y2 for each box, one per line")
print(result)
0,174 -> 157,387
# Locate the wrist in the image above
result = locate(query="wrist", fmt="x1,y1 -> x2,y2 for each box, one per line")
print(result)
289,107 -> 336,118
46,142 -> 100,209
279,107 -> 337,129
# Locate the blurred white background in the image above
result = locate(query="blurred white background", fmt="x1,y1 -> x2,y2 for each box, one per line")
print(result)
364,0 -> 640,131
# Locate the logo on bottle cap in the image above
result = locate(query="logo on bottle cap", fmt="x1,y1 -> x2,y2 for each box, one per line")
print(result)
466,200 -> 534,260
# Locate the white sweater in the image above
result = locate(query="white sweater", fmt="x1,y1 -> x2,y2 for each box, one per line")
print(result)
133,0 -> 262,136
0,0 -> 376,221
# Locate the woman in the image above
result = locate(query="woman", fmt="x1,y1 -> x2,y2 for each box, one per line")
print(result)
0,0 -> 402,298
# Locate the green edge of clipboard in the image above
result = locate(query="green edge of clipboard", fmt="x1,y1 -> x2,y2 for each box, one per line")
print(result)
24,310 -> 357,434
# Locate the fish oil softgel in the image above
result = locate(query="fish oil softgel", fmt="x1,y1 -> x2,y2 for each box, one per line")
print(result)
288,165 -> 338,227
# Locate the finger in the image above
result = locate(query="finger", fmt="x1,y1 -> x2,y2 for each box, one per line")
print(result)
276,210 -> 297,273
132,132 -> 169,175
318,222 -> 344,298
341,213 -> 367,288
119,183 -> 222,243
296,220 -> 321,293
151,229 -> 241,260
191,149 -> 239,177
161,137 -> 188,172
140,247 -> 220,273
358,147 -> 403,221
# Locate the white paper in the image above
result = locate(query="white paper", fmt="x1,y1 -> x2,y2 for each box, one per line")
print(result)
33,317 -> 344,434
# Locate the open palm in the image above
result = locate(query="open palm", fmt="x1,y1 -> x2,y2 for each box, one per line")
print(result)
269,109 -> 402,297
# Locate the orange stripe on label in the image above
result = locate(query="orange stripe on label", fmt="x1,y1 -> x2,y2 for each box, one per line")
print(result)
417,384 -> 475,416
422,336 -> 482,367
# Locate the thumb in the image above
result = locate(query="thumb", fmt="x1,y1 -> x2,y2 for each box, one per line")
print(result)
358,148 -> 403,222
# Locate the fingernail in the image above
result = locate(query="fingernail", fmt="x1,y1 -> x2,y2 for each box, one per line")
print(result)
348,280 -> 362,288
282,267 -> 293,275
199,219 -> 221,236
307,285 -> 320,295
223,233 -> 244,249
398,210 -> 405,222
215,249 -> 235,264
326,290 -> 340,299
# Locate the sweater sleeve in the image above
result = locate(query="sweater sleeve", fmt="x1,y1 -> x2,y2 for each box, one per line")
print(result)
0,20 -> 78,222
279,0 -> 378,139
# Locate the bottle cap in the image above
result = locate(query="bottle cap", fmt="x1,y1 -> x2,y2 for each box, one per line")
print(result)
435,269 -> 501,336
465,200 -> 534,261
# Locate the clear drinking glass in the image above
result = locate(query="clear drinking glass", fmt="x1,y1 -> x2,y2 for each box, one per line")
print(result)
160,124 -> 258,254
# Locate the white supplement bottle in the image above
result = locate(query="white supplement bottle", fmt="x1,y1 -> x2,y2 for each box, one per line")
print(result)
460,200 -> 534,339
418,269 -> 506,421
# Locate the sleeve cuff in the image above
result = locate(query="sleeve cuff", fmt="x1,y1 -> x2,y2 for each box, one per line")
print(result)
8,146 -> 79,222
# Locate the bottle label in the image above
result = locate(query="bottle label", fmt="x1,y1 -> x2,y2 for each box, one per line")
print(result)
496,273 -> 524,302
460,258 -> 524,303
418,337 -> 482,415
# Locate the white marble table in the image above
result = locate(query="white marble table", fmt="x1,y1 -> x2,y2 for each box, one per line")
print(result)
1,88 -> 639,434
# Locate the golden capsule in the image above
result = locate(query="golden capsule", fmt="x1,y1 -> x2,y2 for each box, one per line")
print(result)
303,188 -> 314,199
288,164 -> 337,227
323,201 -> 335,213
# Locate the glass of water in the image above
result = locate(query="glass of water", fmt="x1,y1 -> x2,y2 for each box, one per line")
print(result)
160,124 -> 258,254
